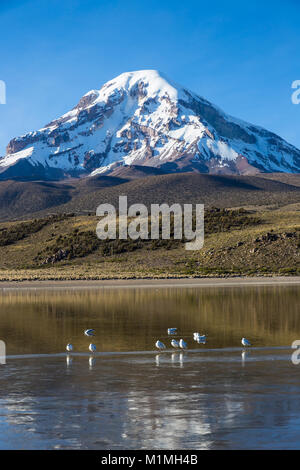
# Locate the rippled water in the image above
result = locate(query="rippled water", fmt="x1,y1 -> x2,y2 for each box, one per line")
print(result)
0,285 -> 299,449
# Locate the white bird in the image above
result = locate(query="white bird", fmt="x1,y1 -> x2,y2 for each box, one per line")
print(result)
197,335 -> 206,343
66,343 -> 73,352
168,328 -> 177,335
155,340 -> 166,350
84,329 -> 95,336
179,339 -> 188,349
241,337 -> 251,347
171,339 -> 180,348
89,343 -> 97,353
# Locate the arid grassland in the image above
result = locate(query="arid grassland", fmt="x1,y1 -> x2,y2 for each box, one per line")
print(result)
0,206 -> 298,281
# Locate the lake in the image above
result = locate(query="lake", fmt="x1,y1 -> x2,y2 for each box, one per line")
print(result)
0,284 -> 299,449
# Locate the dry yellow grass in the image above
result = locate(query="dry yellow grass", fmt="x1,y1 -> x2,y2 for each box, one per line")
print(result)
0,208 -> 299,280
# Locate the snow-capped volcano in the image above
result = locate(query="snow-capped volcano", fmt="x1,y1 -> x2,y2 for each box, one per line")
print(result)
1,69 -> 300,180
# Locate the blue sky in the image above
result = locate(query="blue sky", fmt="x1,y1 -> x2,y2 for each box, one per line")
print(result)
0,0 -> 299,155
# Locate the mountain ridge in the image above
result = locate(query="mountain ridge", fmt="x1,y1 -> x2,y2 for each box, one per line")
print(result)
1,70 -> 300,180
1,172 -> 300,221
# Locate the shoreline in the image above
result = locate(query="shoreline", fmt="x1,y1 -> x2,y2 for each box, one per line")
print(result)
0,276 -> 299,290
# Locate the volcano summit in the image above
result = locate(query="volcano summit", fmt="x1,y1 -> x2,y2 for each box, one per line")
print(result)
1,70 -> 299,180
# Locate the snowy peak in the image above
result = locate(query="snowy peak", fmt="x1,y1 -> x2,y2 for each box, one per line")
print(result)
1,70 -> 300,180
95,70 -> 181,102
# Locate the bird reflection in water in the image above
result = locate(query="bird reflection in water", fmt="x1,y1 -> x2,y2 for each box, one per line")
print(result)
241,349 -> 250,365
155,354 -> 161,366
155,352 -> 186,368
89,356 -> 96,369
66,355 -> 73,367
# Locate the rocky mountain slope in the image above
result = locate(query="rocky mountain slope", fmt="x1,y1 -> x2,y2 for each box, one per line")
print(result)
1,70 -> 300,180
0,172 -> 300,221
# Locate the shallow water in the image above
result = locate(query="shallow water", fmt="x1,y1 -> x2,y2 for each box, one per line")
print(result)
0,285 -> 299,449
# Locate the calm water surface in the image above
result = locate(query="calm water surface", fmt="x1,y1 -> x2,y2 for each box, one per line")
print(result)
0,285 -> 299,449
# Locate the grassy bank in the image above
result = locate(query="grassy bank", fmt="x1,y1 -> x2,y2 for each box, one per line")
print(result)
0,206 -> 299,281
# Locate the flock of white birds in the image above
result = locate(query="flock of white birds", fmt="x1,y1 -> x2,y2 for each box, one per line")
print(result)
66,329 -> 96,353
65,327 -> 251,353
155,328 -> 251,351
